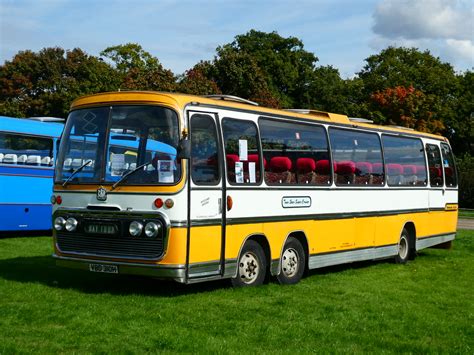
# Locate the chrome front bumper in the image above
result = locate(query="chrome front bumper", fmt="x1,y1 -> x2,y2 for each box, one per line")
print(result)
53,254 -> 186,283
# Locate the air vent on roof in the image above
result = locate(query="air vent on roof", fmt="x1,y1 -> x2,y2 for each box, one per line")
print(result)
204,95 -> 259,106
349,117 -> 374,123
387,125 -> 415,131
26,117 -> 65,123
282,109 -> 330,118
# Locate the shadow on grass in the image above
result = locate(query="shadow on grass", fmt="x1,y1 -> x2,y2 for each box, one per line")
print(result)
0,255 -> 230,297
0,230 -> 52,238
0,250 -> 441,296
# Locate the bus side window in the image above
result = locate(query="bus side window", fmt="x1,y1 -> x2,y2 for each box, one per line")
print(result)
426,144 -> 444,187
329,128 -> 384,186
190,115 -> 220,185
0,132 -> 53,167
382,135 -> 427,186
259,118 -> 330,185
440,143 -> 457,187
222,118 -> 261,185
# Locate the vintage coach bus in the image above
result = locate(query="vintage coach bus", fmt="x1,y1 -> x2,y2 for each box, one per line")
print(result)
52,92 -> 458,286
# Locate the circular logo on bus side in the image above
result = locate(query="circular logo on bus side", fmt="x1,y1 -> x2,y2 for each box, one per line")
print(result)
96,187 -> 107,201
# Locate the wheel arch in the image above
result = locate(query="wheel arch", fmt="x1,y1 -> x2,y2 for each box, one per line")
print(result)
401,220 -> 417,259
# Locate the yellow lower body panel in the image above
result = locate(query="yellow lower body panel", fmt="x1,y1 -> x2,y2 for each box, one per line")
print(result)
159,210 -> 458,267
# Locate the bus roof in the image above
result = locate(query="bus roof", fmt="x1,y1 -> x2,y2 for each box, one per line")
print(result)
0,115 -> 64,138
70,91 -> 446,141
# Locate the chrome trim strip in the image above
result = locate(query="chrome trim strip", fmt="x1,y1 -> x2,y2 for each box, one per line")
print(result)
188,260 -> 221,278
223,259 -> 238,279
416,233 -> 455,250
270,259 -> 280,276
308,245 -> 398,269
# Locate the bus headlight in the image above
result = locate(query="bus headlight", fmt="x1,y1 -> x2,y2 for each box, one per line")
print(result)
65,218 -> 78,232
129,221 -> 143,237
54,217 -> 66,231
144,222 -> 161,238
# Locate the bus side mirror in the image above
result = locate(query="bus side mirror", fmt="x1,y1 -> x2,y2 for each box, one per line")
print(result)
177,139 -> 191,160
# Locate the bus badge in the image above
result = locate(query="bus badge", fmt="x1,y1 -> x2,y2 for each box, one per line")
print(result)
96,187 -> 107,201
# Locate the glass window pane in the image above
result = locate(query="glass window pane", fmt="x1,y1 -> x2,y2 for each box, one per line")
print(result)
191,115 -> 220,185
0,133 -> 53,166
382,135 -> 427,186
440,143 -> 457,187
222,118 -> 261,184
259,118 -> 330,185
426,144 -> 444,187
329,128 -> 384,186
55,106 -> 180,185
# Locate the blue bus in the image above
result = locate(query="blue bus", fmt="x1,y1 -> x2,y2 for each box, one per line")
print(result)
0,116 -> 64,232
0,115 -> 176,232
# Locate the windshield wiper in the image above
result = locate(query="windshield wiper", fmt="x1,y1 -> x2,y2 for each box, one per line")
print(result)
112,162 -> 150,190
62,160 -> 92,187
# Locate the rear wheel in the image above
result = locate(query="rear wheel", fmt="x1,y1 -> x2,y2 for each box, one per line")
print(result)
395,228 -> 410,264
231,240 -> 267,287
276,237 -> 305,285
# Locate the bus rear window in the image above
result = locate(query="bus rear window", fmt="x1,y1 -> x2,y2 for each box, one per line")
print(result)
440,143 -> 457,187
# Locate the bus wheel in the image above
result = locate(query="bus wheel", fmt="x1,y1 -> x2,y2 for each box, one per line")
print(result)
276,237 -> 305,285
231,240 -> 267,287
395,228 -> 410,264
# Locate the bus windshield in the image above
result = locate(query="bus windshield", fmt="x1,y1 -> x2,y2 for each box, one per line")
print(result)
55,105 -> 181,185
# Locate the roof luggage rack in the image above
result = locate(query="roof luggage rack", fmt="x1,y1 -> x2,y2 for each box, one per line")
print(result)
349,117 -> 374,123
204,95 -> 259,106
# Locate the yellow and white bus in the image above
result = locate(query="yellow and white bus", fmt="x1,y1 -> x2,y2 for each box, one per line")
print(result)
52,91 -> 458,286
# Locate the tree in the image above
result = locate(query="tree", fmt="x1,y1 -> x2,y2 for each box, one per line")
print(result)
453,71 -> 474,154
210,50 -> 280,107
356,47 -> 465,144
212,30 -> 318,108
0,47 -> 118,118
177,61 -> 221,96
101,43 -> 176,91
371,85 -> 444,133
303,65 -> 351,113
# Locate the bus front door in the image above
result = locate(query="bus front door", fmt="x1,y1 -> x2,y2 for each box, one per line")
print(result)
187,112 -> 225,280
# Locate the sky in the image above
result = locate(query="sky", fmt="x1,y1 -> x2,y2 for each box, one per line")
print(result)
0,0 -> 473,78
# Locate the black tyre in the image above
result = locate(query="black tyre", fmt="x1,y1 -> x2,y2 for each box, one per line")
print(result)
231,240 -> 267,287
276,237 -> 306,285
395,228 -> 410,264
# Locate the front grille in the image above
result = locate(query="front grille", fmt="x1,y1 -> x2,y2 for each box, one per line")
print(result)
57,233 -> 164,259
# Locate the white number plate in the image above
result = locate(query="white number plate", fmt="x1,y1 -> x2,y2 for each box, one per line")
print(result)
89,263 -> 118,274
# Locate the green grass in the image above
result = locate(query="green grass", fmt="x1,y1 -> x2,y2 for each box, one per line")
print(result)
459,209 -> 474,218
0,232 -> 473,353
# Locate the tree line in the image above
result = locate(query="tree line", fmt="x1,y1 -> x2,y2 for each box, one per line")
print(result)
0,30 -> 472,206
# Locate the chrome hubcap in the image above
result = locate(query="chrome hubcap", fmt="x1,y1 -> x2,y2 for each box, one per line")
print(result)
399,235 -> 408,259
239,252 -> 260,284
281,248 -> 299,277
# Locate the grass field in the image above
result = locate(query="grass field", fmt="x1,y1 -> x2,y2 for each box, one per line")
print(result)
459,209 -> 474,219
0,231 -> 473,353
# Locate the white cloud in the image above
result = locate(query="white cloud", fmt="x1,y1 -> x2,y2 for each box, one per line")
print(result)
373,0 -> 472,40
445,39 -> 474,63
371,0 -> 474,71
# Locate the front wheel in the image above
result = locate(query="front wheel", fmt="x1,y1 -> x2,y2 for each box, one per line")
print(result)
276,237 -> 306,285
231,240 -> 267,287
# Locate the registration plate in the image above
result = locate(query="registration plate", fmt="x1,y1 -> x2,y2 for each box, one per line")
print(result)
89,263 -> 118,274
85,223 -> 117,235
